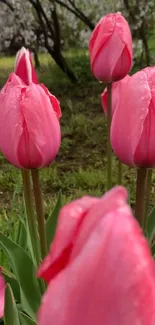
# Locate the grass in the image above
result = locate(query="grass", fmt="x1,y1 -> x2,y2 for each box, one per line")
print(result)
0,49 -> 152,235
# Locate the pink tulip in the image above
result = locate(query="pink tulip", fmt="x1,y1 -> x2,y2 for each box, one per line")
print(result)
15,47 -> 62,119
0,268 -> 5,318
111,67 -> 155,167
101,75 -> 130,115
15,47 -> 39,85
40,83 -> 62,119
37,186 -> 155,325
0,73 -> 61,169
89,13 -> 132,82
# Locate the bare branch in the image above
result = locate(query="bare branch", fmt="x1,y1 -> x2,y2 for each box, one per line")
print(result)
27,0 -> 77,82
50,2 -> 61,51
0,0 -> 14,11
55,0 -> 94,30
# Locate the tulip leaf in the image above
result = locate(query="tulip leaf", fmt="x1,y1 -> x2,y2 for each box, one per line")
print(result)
19,312 -> 37,325
15,198 -> 37,265
18,199 -> 35,263
46,190 -> 62,248
0,232 -> 41,320
146,205 -> 155,244
2,270 -> 20,303
16,221 -> 27,250
4,283 -> 20,325
150,242 -> 155,257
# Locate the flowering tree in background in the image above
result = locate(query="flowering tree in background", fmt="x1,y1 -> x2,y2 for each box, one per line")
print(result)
0,0 -> 37,55
0,0 -> 155,78
123,0 -> 155,66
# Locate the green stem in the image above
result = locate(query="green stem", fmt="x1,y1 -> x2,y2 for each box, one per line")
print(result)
145,169 -> 152,225
107,82 -> 112,189
31,169 -> 47,259
117,159 -> 123,184
135,168 -> 147,226
21,170 -> 40,266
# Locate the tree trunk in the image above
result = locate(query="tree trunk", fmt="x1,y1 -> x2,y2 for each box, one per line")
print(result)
33,49 -> 41,69
140,22 -> 151,66
51,50 -> 77,82
28,0 -> 77,82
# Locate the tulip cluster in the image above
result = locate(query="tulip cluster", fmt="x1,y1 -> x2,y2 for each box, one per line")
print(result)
89,11 -> 155,224
1,10 -> 155,325
89,12 -> 133,189
89,12 -> 155,170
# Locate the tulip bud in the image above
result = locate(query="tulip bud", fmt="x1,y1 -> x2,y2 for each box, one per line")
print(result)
111,67 -> 155,168
15,47 -> 38,85
0,73 -> 61,169
89,13 -> 132,83
15,47 -> 62,120
101,75 -> 130,116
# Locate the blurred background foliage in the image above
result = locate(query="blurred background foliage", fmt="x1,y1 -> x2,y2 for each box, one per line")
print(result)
0,0 -> 155,75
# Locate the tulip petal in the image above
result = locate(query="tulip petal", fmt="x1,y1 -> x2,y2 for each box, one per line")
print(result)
71,186 -> 128,260
38,203 -> 155,325
40,84 -> 62,119
89,15 -> 114,67
38,187 -> 127,282
15,47 -> 38,85
18,123 -> 43,168
37,196 -> 99,282
134,67 -> 155,167
111,70 -> 151,166
0,270 -> 5,318
134,99 -> 155,167
17,84 -> 61,168
116,13 -> 132,61
101,75 -> 130,115
112,46 -> 131,81
93,29 -> 125,82
0,74 -> 25,167
101,87 -> 108,114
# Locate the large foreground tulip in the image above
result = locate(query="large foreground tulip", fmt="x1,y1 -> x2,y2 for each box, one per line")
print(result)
101,75 -> 130,115
37,186 -> 155,325
89,13 -> 132,82
0,73 -> 61,168
111,67 -> 155,167
0,269 -> 5,318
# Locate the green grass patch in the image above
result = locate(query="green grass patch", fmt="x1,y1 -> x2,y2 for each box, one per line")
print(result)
0,48 -> 154,234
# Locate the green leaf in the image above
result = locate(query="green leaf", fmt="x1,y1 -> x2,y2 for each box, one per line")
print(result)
3,271 -> 20,303
4,283 -> 20,325
19,312 -> 37,325
14,199 -> 36,264
150,241 -> 155,257
0,232 -> 41,320
146,205 -> 155,243
46,190 -> 62,248
16,221 -> 27,250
